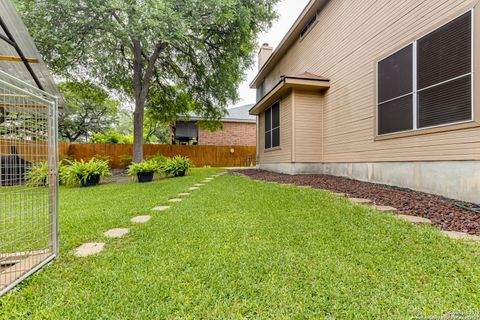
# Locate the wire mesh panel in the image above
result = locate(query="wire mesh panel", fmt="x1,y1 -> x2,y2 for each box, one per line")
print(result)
0,70 -> 58,296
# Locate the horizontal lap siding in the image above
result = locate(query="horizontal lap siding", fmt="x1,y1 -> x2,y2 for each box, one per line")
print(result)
258,94 -> 292,163
294,90 -> 323,162
262,0 -> 480,163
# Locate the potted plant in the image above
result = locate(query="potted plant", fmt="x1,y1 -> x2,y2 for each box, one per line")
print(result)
162,156 -> 193,177
63,158 -> 111,187
26,161 -> 68,186
127,159 -> 160,183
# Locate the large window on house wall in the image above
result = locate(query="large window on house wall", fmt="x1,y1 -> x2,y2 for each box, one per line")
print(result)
265,101 -> 280,149
377,11 -> 473,135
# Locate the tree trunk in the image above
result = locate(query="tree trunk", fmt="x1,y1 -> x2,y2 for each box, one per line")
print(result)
132,98 -> 145,163
131,41 -> 165,162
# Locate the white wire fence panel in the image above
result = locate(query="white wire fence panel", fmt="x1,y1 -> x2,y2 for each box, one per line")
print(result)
0,71 -> 58,296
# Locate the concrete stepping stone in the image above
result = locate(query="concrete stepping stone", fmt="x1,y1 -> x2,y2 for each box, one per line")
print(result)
74,243 -> 105,257
188,187 -> 199,190
178,193 -> 190,196
443,231 -> 480,241
194,184 -> 205,187
169,198 -> 182,203
373,205 -> 398,213
152,206 -> 170,211
397,214 -> 432,225
349,198 -> 372,205
333,192 -> 346,197
205,178 -> 213,181
104,228 -> 129,238
202,180 -> 211,183
131,215 -> 151,223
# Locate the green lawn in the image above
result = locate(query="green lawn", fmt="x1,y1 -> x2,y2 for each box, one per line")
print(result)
1,169 -> 480,319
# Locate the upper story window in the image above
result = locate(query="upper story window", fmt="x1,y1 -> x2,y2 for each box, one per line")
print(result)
300,14 -> 317,39
256,81 -> 265,102
377,11 -> 473,136
265,101 -> 280,149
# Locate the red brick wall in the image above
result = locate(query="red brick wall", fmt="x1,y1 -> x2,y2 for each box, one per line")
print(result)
198,121 -> 256,146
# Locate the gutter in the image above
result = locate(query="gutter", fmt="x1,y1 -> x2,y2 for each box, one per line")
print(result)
250,0 -> 330,89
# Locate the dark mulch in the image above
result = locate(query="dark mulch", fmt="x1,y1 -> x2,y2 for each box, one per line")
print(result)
235,169 -> 480,236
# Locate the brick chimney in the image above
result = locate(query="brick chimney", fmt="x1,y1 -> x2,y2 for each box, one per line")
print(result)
258,43 -> 273,71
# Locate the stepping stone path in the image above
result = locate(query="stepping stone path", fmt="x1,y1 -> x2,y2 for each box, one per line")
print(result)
104,228 -> 129,238
152,206 -> 171,211
205,178 -> 213,181
130,215 -> 151,223
194,184 -> 204,187
373,205 -> 398,213
202,180 -> 211,183
74,243 -> 105,257
189,187 -> 199,190
397,214 -> 432,225
169,198 -> 182,203
178,193 -> 190,196
443,231 -> 480,241
349,198 -> 372,205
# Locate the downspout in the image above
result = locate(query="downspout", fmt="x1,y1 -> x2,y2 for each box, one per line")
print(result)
291,88 -> 296,163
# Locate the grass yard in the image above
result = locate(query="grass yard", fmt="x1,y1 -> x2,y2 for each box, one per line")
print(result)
1,169 -> 480,318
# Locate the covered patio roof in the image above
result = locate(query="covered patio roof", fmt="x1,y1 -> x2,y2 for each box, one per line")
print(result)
249,72 -> 330,115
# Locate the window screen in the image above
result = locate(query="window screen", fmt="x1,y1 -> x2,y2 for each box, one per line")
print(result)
417,12 -> 472,128
378,45 -> 413,103
377,45 -> 413,135
377,11 -> 473,135
265,102 -> 280,149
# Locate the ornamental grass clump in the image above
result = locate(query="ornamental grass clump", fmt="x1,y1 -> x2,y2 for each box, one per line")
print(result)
162,156 -> 193,177
127,159 -> 161,183
63,158 -> 111,187
26,161 -> 68,186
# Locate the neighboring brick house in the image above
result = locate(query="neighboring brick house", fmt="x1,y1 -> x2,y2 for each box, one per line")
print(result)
172,104 -> 256,146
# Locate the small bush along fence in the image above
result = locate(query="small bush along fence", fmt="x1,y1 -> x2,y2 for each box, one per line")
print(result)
26,155 -> 195,187
59,143 -> 256,168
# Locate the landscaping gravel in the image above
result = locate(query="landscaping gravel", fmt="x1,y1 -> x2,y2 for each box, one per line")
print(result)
235,169 -> 480,235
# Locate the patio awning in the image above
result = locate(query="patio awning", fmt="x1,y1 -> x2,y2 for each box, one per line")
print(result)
0,0 -> 63,106
249,72 -> 330,115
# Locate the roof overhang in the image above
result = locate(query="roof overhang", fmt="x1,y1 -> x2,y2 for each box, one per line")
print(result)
250,0 -> 330,89
249,76 -> 330,115
187,117 -> 256,124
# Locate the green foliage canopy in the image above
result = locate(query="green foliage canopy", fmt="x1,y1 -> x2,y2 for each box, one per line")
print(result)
16,0 -> 279,161
58,81 -> 120,142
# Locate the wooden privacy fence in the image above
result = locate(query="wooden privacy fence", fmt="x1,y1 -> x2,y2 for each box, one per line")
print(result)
59,143 -> 256,168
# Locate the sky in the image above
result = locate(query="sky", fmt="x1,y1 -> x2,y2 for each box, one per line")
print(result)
233,0 -> 310,108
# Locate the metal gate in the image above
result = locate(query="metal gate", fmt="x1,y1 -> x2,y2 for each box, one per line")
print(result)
0,70 -> 58,296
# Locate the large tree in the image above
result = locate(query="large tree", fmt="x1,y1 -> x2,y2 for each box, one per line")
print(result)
58,81 -> 119,142
16,0 -> 279,162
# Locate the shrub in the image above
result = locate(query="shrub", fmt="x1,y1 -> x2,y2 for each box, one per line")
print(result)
63,158 -> 111,187
91,130 -> 133,144
92,154 -> 113,166
162,156 -> 193,177
119,154 -> 132,168
127,159 -> 160,175
26,161 -> 68,186
148,154 -> 168,167
26,162 -> 49,186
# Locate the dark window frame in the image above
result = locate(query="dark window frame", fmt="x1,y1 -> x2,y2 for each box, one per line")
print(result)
376,10 -> 474,136
264,101 -> 280,150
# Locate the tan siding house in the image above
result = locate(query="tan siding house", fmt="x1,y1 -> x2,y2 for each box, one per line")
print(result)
249,0 -> 480,203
